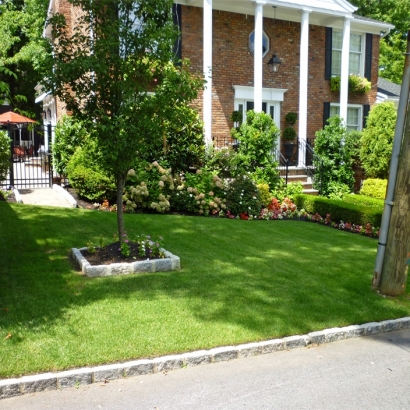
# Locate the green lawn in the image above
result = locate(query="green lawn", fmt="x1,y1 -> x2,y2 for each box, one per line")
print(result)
1,201 -> 409,379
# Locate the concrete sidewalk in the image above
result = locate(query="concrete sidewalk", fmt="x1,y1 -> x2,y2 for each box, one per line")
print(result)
17,185 -> 77,208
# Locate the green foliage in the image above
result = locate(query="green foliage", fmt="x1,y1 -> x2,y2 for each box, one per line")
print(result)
53,115 -> 89,176
66,142 -> 116,202
0,130 -> 11,182
284,112 -> 297,125
204,146 -> 237,176
282,127 -> 296,141
342,193 -> 384,208
152,105 -> 205,172
360,102 -> 396,179
271,180 -> 303,202
225,175 -> 261,216
360,178 -> 388,200
330,75 -> 371,93
326,181 -> 352,200
313,116 -> 355,197
230,110 -> 280,188
257,183 -> 271,207
294,194 -> 383,227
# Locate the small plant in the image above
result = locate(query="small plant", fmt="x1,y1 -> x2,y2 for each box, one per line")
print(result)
284,112 -> 297,125
120,232 -> 130,257
134,234 -> 165,259
86,242 -> 96,254
230,110 -> 243,129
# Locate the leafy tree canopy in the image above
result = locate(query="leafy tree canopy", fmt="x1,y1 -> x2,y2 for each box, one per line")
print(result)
350,0 -> 410,84
44,0 -> 204,238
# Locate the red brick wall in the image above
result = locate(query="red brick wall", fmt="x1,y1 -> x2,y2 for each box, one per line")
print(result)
181,6 -> 378,147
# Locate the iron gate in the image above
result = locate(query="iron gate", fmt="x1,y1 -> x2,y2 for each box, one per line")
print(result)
1,124 -> 56,189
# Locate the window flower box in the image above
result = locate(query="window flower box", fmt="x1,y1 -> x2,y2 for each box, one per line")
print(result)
330,74 -> 371,93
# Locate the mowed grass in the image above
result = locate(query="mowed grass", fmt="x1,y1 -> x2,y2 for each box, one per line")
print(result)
0,201 -> 409,378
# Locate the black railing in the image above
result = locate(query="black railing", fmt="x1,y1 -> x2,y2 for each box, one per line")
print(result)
298,138 -> 324,195
273,148 -> 289,184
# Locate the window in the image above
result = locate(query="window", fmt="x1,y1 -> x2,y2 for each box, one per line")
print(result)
331,32 -> 364,77
249,30 -> 269,57
330,104 -> 362,131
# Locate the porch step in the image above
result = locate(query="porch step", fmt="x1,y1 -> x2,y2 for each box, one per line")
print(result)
279,167 -> 319,196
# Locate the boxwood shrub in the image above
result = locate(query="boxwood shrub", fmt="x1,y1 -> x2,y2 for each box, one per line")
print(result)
294,194 -> 382,227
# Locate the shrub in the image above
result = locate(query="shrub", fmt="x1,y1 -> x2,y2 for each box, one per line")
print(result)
53,115 -> 89,176
294,194 -> 382,227
225,175 -> 261,217
66,141 -> 116,201
360,102 -> 396,179
0,130 -> 10,182
313,116 -> 354,197
360,178 -> 388,200
326,181 -> 352,199
342,193 -> 384,208
230,110 -> 280,188
271,180 -> 303,202
282,127 -> 296,141
257,183 -> 271,207
204,146 -> 237,177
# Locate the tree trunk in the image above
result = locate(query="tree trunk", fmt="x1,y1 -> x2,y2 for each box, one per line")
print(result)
379,104 -> 410,296
116,174 -> 126,241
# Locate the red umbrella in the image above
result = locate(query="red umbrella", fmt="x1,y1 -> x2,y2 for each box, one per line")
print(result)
0,111 -> 36,124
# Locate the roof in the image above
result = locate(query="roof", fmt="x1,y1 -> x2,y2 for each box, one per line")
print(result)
377,78 -> 401,98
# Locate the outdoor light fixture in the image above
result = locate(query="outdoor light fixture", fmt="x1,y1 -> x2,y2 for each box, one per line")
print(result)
267,53 -> 282,73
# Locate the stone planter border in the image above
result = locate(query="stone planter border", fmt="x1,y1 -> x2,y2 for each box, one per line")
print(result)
71,247 -> 180,277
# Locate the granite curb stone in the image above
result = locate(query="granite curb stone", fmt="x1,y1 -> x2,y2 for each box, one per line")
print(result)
1,317 -> 409,400
70,247 -> 181,277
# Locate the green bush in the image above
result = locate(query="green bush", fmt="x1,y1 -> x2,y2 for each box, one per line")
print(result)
53,115 -> 89,176
330,75 -> 371,93
360,178 -> 388,200
0,130 -> 10,182
313,116 -> 355,197
271,180 -> 303,202
360,102 -> 396,179
225,175 -> 261,216
342,193 -> 384,208
294,194 -> 382,227
230,110 -> 279,188
66,141 -> 116,202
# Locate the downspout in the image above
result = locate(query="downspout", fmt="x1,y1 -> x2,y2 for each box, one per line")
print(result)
372,32 -> 410,288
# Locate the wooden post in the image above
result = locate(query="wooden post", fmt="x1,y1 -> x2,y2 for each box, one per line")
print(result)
379,93 -> 410,296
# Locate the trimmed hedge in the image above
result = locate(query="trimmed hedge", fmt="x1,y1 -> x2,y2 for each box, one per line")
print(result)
294,194 -> 382,227
342,194 -> 384,209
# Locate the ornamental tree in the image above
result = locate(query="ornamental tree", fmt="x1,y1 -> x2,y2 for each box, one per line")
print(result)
44,0 -> 204,239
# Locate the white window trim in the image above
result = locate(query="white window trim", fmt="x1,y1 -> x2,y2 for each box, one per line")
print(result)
249,30 -> 270,58
332,31 -> 366,77
330,103 -> 363,131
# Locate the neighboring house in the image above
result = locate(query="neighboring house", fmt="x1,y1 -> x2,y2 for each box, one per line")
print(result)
376,77 -> 401,107
38,0 -> 393,166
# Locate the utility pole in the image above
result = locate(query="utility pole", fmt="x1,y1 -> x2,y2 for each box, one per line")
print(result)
379,97 -> 410,295
373,32 -> 410,296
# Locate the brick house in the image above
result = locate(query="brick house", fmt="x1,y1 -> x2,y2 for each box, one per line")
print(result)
39,0 -> 393,164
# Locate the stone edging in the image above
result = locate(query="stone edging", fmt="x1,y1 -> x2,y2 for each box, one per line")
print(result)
52,184 -> 77,208
1,317 -> 409,400
71,247 -> 181,276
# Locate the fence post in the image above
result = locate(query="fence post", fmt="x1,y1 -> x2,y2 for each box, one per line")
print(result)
8,123 -> 14,188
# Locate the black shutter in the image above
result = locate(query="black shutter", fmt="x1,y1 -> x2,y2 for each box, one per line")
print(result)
363,104 -> 370,128
325,27 -> 332,80
172,4 -> 182,61
323,102 -> 331,127
364,34 -> 372,81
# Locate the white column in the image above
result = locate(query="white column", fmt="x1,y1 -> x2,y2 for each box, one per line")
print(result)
253,1 -> 265,113
298,9 -> 311,167
203,0 -> 213,146
340,17 -> 351,125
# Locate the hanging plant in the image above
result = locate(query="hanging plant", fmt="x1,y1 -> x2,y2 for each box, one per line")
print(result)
330,75 -> 371,93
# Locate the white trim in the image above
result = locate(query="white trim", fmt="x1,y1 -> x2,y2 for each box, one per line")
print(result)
35,92 -> 50,103
339,17 -> 351,126
330,102 -> 363,131
203,0 -> 213,145
253,1 -> 265,113
298,9 -> 310,167
233,85 -> 287,101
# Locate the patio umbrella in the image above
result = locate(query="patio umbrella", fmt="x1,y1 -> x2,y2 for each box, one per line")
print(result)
0,111 -> 36,124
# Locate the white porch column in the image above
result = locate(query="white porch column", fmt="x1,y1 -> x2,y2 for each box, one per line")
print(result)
340,17 -> 352,125
253,1 -> 265,113
298,9 -> 311,167
203,0 -> 213,145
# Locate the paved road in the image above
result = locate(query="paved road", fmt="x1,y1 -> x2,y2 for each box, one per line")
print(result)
2,329 -> 409,410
